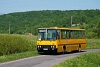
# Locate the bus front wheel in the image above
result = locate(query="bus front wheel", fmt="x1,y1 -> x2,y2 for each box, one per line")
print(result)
63,45 -> 66,54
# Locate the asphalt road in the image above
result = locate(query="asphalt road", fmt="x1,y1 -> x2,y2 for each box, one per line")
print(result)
0,49 -> 100,67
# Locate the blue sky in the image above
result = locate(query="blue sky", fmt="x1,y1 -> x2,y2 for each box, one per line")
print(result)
0,0 -> 100,14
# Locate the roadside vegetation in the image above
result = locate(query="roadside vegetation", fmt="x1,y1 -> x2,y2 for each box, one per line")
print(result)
0,51 -> 39,63
54,52 -> 100,67
0,34 -> 39,63
0,34 -> 37,56
87,39 -> 100,49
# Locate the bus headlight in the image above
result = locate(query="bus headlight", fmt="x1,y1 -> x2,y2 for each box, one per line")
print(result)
51,46 -> 52,48
51,46 -> 55,48
38,46 -> 39,48
40,46 -> 41,48
37,46 -> 41,48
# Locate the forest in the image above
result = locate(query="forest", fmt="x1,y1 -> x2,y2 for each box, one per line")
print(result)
0,10 -> 100,38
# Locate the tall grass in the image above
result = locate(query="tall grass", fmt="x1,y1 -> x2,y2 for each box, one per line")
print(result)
0,51 -> 39,63
0,34 -> 37,56
54,52 -> 100,67
86,39 -> 100,49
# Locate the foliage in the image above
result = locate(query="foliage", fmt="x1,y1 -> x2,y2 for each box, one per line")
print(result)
0,34 -> 37,56
86,39 -> 100,49
0,10 -> 100,38
54,52 -> 100,67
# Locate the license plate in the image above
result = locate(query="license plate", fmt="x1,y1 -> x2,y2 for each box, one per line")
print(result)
43,48 -> 48,50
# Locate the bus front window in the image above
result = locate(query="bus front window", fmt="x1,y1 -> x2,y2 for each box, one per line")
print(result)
38,30 -> 46,40
38,29 -> 56,40
47,30 -> 56,40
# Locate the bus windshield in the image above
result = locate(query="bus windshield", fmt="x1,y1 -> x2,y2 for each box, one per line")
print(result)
38,29 -> 56,40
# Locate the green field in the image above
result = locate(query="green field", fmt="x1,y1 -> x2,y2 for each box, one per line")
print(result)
54,52 -> 100,67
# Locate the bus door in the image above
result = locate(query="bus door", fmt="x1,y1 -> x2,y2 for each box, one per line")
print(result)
57,30 -> 62,52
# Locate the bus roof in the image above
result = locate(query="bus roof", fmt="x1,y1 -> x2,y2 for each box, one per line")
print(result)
38,27 -> 85,31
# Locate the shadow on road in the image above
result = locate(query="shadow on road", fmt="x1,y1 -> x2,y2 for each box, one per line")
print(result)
38,50 -> 87,55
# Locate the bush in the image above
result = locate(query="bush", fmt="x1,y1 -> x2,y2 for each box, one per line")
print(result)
0,34 -> 36,56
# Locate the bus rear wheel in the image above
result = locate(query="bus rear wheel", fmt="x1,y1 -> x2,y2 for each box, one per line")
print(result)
78,45 -> 81,52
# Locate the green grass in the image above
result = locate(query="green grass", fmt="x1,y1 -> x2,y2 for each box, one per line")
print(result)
54,52 -> 100,67
0,51 -> 39,63
86,39 -> 100,49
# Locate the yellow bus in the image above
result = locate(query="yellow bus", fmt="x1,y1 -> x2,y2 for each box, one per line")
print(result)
37,27 -> 86,53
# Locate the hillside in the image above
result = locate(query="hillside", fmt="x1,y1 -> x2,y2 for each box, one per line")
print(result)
0,10 -> 100,38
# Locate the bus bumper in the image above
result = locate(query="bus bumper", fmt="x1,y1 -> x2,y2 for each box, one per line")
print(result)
37,45 -> 57,53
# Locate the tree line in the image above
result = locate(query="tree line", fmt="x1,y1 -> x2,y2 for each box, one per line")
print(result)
0,10 -> 100,38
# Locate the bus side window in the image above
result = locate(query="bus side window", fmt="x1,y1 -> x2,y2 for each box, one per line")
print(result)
66,31 -> 70,39
57,30 -> 60,39
69,31 -> 73,39
83,31 -> 85,38
61,30 -> 66,39
79,31 -> 82,38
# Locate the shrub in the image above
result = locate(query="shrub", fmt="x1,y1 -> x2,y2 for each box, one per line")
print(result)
0,34 -> 36,56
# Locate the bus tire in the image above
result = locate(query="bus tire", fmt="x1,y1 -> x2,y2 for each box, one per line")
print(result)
63,45 -> 66,54
78,45 -> 81,52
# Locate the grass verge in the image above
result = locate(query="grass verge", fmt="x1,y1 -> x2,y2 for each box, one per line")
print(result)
0,51 -> 39,63
54,52 -> 100,67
